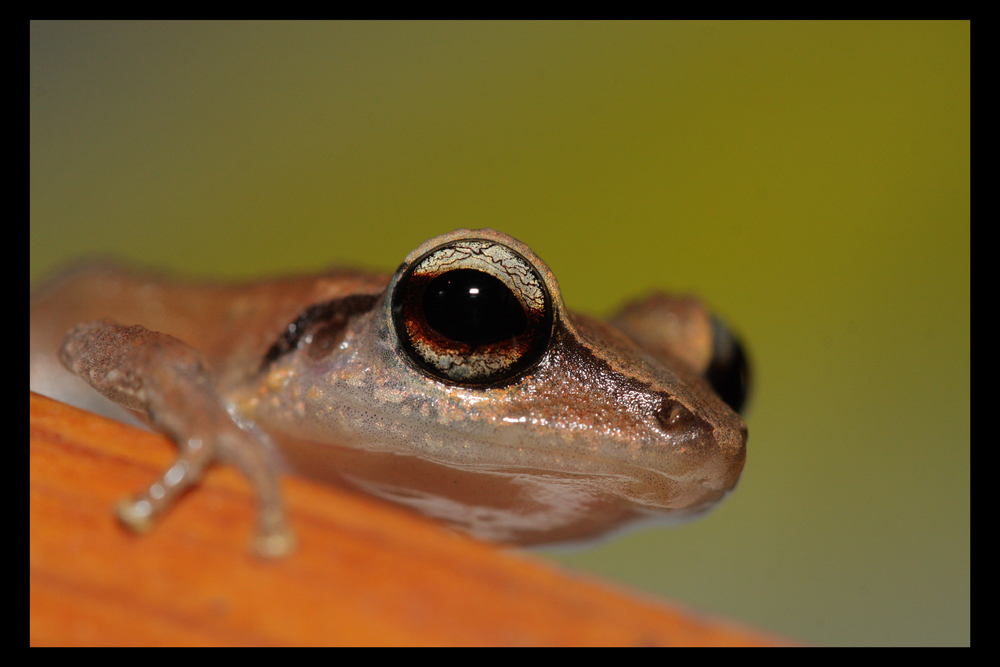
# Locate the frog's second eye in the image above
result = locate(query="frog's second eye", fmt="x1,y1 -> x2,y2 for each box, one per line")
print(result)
707,317 -> 751,414
391,239 -> 554,386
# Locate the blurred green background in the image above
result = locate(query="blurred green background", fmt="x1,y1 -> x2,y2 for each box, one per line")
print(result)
30,21 -> 969,645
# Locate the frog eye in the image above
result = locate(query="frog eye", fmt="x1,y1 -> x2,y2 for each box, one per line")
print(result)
706,317 -> 751,414
391,238 -> 554,386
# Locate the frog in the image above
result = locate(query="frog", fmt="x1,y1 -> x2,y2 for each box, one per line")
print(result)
29,229 -> 749,557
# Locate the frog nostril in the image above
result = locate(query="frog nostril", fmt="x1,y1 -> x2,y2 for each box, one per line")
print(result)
655,398 -> 693,431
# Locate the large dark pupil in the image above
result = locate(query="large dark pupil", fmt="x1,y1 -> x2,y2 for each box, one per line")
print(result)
422,269 -> 527,345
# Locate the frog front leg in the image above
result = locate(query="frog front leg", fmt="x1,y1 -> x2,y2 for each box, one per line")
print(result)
59,321 -> 295,558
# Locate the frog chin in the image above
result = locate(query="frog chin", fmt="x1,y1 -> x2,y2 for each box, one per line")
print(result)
335,458 -> 732,547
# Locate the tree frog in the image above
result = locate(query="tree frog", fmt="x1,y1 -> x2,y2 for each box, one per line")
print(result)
30,229 -> 749,557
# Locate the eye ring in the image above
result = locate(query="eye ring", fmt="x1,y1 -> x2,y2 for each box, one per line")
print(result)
391,238 -> 554,386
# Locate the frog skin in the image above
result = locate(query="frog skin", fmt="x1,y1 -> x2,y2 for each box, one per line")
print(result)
29,229 -> 749,557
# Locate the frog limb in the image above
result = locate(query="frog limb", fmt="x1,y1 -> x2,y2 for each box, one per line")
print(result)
59,321 -> 294,558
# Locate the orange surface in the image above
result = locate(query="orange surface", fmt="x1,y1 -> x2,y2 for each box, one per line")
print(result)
30,392 -> 785,646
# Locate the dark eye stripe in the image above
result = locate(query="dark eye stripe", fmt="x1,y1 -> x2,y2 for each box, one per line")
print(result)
262,294 -> 380,370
